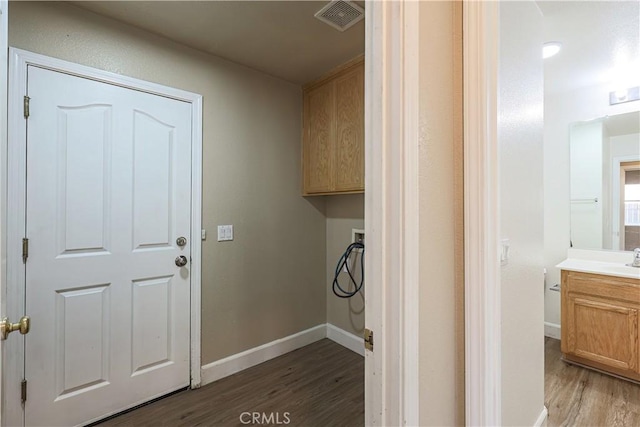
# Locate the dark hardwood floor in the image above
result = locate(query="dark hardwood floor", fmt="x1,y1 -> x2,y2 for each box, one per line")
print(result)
98,339 -> 364,427
97,335 -> 640,427
545,337 -> 640,427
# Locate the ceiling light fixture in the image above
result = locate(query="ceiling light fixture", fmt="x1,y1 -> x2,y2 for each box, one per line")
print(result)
609,86 -> 640,105
543,42 -> 562,59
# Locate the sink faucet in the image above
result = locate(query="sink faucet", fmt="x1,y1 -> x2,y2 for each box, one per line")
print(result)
633,248 -> 640,268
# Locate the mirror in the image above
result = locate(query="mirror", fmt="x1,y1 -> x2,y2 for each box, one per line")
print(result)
570,111 -> 640,250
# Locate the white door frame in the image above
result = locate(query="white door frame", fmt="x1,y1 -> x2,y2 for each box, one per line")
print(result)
364,1 -> 420,425
0,1 -> 8,426
3,48 -> 203,425
463,2 -> 503,426
612,156 -> 640,250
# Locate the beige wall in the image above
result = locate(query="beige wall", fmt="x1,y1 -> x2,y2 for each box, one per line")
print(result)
325,194 -> 364,336
418,1 -> 462,425
9,1 -> 328,365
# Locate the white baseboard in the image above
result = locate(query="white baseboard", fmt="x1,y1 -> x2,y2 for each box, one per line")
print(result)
326,323 -> 364,356
200,324 -> 326,386
544,322 -> 561,340
534,406 -> 548,427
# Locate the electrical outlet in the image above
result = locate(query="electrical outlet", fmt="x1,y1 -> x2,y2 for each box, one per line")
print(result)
352,228 -> 365,245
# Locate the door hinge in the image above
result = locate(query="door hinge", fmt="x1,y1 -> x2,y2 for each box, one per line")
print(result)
364,328 -> 373,351
21,379 -> 27,403
22,238 -> 29,263
23,96 -> 30,119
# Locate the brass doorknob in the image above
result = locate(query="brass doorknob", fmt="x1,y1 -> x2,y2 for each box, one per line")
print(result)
0,316 -> 30,341
175,255 -> 188,267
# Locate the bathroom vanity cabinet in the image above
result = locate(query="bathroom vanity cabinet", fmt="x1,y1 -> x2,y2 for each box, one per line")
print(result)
302,56 -> 364,195
561,269 -> 640,382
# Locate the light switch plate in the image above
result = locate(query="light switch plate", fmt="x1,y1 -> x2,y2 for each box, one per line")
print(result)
217,225 -> 234,242
201,229 -> 206,241
500,239 -> 510,266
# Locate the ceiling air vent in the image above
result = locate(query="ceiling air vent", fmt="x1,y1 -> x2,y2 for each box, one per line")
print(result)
314,1 -> 364,32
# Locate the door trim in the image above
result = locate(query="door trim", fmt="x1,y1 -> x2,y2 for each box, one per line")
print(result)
612,156 -> 640,251
364,1 -> 420,425
5,48 -> 203,425
462,2 -> 502,426
0,1 -> 8,426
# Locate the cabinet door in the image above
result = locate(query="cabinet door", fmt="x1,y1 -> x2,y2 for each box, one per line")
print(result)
303,83 -> 335,194
334,64 -> 364,192
565,296 -> 638,372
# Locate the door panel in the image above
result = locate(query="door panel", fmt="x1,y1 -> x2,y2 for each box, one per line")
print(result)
55,285 -> 111,398
132,110 -> 174,250
567,296 -> 638,371
304,84 -> 335,193
131,276 -> 173,374
57,105 -> 112,255
334,66 -> 364,192
25,65 -> 192,426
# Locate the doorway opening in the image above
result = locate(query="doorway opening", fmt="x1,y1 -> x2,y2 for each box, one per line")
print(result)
540,1 -> 640,425
620,161 -> 640,251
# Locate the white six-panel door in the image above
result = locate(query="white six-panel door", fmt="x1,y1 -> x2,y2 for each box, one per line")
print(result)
25,66 -> 192,426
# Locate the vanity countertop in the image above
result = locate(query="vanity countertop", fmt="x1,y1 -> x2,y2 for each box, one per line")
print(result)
557,258 -> 640,280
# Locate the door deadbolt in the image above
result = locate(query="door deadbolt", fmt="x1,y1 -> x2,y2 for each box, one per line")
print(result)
175,255 -> 188,267
0,316 -> 30,341
176,236 -> 187,247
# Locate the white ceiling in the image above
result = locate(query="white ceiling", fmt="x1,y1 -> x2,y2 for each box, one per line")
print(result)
71,1 -> 365,85
538,1 -> 639,95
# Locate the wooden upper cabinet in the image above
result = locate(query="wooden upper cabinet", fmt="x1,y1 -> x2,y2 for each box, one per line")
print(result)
303,57 -> 364,195
304,82 -> 335,193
